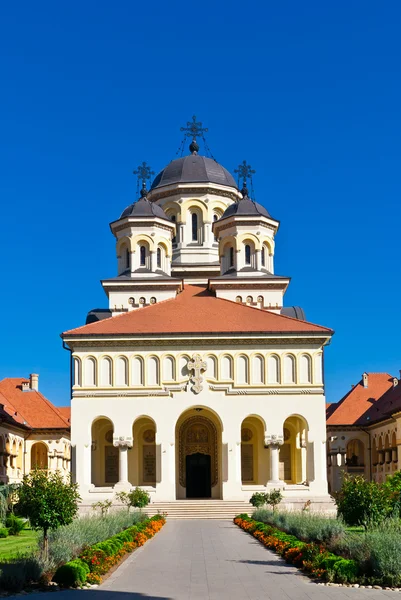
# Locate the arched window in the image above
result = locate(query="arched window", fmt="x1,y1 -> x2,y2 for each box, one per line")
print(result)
230,247 -> 234,267
213,214 -> 218,241
261,247 -> 265,267
157,247 -> 161,269
140,245 -> 146,266
245,244 -> 251,265
192,213 -> 198,242
171,215 -> 177,245
125,248 -> 130,270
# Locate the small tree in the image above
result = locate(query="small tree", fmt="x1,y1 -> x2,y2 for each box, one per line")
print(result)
17,470 -> 80,556
336,474 -> 393,528
92,499 -> 113,517
266,488 -> 283,512
250,492 -> 268,508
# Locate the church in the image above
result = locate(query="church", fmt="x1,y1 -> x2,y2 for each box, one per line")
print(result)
62,117 -> 334,510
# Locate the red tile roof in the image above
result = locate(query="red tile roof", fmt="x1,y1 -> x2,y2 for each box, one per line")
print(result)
63,285 -> 333,337
0,378 -> 70,430
326,373 -> 394,426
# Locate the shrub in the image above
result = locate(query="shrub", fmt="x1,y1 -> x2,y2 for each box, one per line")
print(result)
6,513 -> 26,535
252,508 -> 345,544
0,527 -> 9,538
0,556 -> 43,592
53,559 -> 89,587
336,474 -> 393,528
250,492 -> 267,508
46,509 -> 147,566
127,487 -> 150,509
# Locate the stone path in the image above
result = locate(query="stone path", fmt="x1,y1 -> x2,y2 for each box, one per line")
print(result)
19,520 -> 399,600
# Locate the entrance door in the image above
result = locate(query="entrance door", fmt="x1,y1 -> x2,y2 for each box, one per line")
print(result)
186,453 -> 211,498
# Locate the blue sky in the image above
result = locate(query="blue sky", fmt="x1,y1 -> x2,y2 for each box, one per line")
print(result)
0,1 -> 400,406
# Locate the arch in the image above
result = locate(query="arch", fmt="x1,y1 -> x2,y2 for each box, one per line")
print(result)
314,353 -> 323,384
299,354 -> 312,384
147,356 -> 160,386
283,354 -> 296,384
99,356 -> 112,386
115,356 -> 128,386
130,416 -> 157,487
241,415 -> 266,485
236,354 -> 249,384
220,236 -> 238,255
267,354 -> 280,384
178,354 -> 191,378
180,198 -> 208,220
91,417 -> 117,487
346,439 -> 365,467
245,244 -> 251,265
132,356 -> 144,385
140,245 -> 146,266
73,357 -> 82,387
237,232 -> 262,250
281,415 -> 309,484
251,354 -> 264,384
205,354 -> 217,380
220,354 -> 233,380
131,233 -> 155,251
31,442 -> 48,470
16,440 -> 23,470
84,356 -> 96,386
162,355 -> 175,381
157,247 -> 161,268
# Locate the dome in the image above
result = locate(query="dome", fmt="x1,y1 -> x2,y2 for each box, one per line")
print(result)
120,196 -> 171,221
150,154 -> 237,190
220,195 -> 271,219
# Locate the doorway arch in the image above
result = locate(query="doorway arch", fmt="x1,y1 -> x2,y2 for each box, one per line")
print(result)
175,408 -> 222,499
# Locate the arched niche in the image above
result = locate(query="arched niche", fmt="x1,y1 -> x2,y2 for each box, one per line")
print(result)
267,354 -> 280,384
129,416 -> 157,487
31,442 -> 48,470
280,415 -> 309,484
283,354 -> 296,384
84,357 -> 97,386
100,356 -> 112,386
236,355 -> 249,384
251,355 -> 264,385
299,354 -> 312,384
115,356 -> 128,386
91,417 -> 117,487
132,356 -> 144,386
240,416 -> 266,485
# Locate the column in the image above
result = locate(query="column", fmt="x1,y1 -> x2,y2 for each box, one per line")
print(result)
267,443 -> 283,485
114,442 -> 130,489
222,427 -> 243,500
149,251 -> 156,273
178,224 -> 184,247
154,421 -> 176,501
309,439 -> 328,494
255,249 -> 261,271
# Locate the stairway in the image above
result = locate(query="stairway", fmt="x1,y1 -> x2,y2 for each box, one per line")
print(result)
147,500 -> 253,520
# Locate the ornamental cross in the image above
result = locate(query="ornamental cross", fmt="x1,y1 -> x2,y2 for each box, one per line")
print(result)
180,115 -> 208,141
133,161 -> 155,192
234,160 -> 256,188
188,353 -> 207,394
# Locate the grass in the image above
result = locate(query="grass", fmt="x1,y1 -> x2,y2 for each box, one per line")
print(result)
0,529 -> 39,560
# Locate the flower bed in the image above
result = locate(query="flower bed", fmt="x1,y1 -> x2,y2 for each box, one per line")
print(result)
54,514 -> 166,587
234,515 -> 358,584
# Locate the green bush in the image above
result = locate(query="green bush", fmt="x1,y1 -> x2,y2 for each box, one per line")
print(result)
0,527 -> 9,538
6,513 -> 26,535
128,487 -> 150,509
0,557 -> 43,592
250,492 -> 267,508
252,508 -> 345,543
336,474 -> 394,528
53,559 -> 90,587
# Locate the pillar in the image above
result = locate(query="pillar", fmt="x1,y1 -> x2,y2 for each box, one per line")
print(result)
309,439 -> 328,494
267,443 -> 283,485
154,421 -> 176,501
150,251 -> 156,273
222,426 -> 243,500
255,249 -> 261,271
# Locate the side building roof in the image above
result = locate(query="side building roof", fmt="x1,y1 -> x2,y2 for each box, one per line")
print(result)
326,373 -> 394,426
0,378 -> 70,430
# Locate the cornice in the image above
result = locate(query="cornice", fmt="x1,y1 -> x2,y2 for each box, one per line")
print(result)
149,186 -> 239,203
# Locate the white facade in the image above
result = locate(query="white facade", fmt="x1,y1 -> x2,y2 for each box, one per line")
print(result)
63,147 -> 333,509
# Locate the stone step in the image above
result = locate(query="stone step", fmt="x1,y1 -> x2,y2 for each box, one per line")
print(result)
147,501 -> 253,520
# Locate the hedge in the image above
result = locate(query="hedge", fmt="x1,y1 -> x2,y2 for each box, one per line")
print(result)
53,515 -> 166,587
234,515 -> 358,584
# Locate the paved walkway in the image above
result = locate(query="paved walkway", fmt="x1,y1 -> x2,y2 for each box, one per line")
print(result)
19,520 -> 399,600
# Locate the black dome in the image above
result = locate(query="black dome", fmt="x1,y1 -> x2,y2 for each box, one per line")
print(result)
120,197 -> 171,221
150,154 -> 237,190
221,196 -> 271,219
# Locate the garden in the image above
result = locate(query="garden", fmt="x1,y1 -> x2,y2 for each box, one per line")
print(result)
237,472 -> 401,589
0,471 -> 166,592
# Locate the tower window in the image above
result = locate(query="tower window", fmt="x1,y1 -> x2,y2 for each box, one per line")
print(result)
140,246 -> 146,267
125,248 -> 130,270
261,247 -> 265,267
171,215 -> 176,244
192,213 -> 198,242
245,244 -> 251,265
230,247 -> 234,267
157,247 -> 161,269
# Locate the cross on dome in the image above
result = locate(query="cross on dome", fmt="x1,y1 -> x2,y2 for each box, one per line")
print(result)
133,161 -> 155,195
234,160 -> 256,198
180,115 -> 208,154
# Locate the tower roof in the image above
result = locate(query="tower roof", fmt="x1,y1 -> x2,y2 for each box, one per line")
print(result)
220,185 -> 271,219
120,192 -> 171,221
150,154 -> 237,191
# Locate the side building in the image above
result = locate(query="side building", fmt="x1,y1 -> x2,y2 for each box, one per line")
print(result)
327,372 -> 401,492
0,374 -> 71,484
